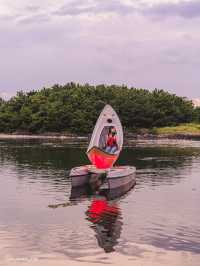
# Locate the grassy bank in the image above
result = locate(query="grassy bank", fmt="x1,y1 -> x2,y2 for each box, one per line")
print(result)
153,123 -> 200,135
1,123 -> 200,141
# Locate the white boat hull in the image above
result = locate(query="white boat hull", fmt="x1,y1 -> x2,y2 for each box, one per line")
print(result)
71,175 -> 90,187
70,165 -> 136,190
69,165 -> 91,187
107,166 -> 136,189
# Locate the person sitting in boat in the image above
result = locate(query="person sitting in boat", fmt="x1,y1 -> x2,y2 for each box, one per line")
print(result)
105,127 -> 118,154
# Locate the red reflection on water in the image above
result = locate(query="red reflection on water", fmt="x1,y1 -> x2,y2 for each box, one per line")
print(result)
86,199 -> 122,253
87,199 -> 119,223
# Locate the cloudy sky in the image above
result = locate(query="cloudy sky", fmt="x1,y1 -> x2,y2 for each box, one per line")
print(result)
0,0 -> 199,99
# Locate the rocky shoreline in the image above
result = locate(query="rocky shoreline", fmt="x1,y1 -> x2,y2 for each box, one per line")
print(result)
0,132 -> 200,141
0,133 -> 87,140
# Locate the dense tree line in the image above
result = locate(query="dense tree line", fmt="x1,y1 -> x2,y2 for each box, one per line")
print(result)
192,107 -> 200,123
0,83 -> 197,134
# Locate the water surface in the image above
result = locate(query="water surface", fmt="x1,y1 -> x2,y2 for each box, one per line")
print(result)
0,139 -> 200,266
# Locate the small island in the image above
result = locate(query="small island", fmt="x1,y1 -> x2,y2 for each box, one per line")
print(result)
0,83 -> 200,141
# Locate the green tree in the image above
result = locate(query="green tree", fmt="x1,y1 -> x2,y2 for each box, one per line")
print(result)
0,83 -> 195,134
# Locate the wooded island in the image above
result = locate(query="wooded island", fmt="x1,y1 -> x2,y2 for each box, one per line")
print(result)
0,83 -> 200,135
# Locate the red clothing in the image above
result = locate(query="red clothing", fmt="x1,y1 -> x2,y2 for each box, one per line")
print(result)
107,135 -> 117,146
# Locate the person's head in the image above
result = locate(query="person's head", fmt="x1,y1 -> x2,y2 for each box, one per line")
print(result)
109,126 -> 116,136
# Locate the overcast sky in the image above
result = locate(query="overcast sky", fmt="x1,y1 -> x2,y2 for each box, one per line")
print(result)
0,0 -> 199,99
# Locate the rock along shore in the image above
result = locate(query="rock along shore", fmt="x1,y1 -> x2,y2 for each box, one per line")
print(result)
1,132 -> 200,141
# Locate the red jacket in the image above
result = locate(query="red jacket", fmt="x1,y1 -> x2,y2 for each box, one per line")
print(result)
107,134 -> 117,146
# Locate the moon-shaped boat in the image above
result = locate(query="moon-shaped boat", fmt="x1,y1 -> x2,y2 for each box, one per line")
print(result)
87,105 -> 123,169
70,104 -> 136,190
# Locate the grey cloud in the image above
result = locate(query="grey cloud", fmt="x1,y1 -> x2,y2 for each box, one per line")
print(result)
0,14 -> 21,22
25,5 -> 41,13
18,14 -> 50,25
53,0 -> 200,19
0,1 -> 200,98
54,0 -> 135,16
1,0 -> 200,24
143,0 -> 200,19
0,8 -> 46,25
0,5 -> 40,23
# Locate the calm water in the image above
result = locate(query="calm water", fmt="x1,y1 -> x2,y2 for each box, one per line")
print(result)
0,139 -> 200,266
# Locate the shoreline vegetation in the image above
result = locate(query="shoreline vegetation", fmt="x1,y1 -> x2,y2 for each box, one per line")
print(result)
0,83 -> 200,138
1,123 -> 200,141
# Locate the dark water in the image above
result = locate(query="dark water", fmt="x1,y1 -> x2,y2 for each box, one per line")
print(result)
0,139 -> 200,265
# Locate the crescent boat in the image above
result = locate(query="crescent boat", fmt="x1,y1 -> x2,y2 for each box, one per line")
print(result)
70,104 -> 136,191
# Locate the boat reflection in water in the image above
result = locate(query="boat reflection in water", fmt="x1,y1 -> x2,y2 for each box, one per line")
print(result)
50,177 -> 135,253
70,182 -> 135,253
86,199 -> 122,253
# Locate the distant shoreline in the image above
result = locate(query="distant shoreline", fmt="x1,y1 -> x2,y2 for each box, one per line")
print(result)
1,132 -> 200,141
0,133 -> 88,140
